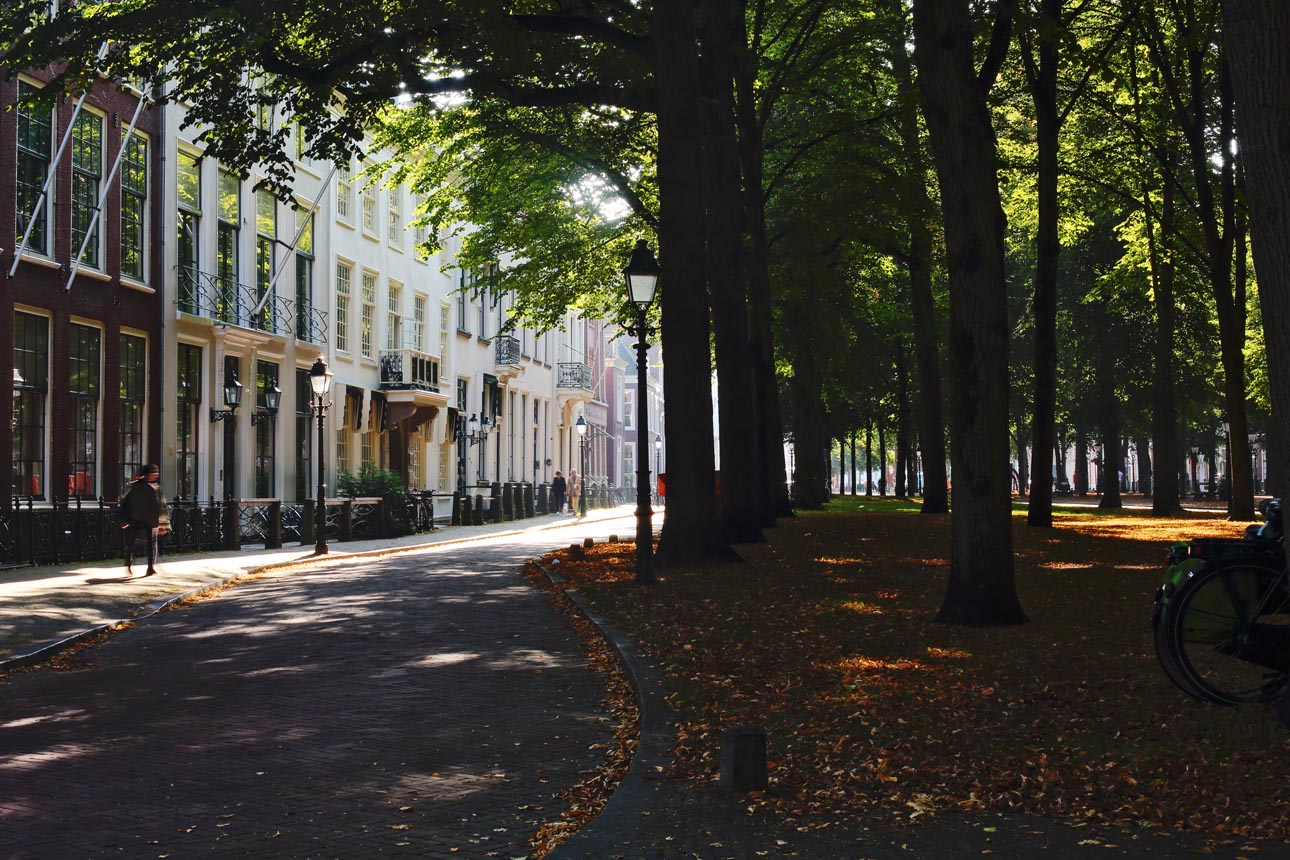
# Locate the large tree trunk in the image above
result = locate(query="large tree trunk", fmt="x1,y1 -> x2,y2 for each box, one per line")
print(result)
1224,0 -> 1290,501
865,423 -> 873,498
700,0 -> 764,544
1138,437 -> 1153,496
889,0 -> 949,514
1025,0 -> 1062,528
1167,23 -> 1256,519
785,307 -> 830,509
735,6 -> 793,524
913,0 -> 1025,626
653,0 -> 737,564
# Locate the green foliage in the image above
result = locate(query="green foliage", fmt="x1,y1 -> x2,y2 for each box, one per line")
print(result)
338,465 -> 414,536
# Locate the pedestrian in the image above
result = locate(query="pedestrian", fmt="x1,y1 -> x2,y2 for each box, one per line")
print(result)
550,470 -> 567,514
119,464 -> 170,577
569,469 -> 582,515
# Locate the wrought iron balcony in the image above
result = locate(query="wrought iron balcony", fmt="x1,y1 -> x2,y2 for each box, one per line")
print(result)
495,334 -> 521,366
295,304 -> 330,345
379,348 -> 441,392
178,267 -> 292,336
557,362 -> 592,390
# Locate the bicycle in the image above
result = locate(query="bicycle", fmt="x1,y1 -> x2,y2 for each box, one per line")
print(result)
1154,498 -> 1287,705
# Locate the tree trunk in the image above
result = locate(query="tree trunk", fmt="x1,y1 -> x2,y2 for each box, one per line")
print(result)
700,0 -> 764,544
1097,299 -> 1123,509
1173,31 -> 1256,519
1226,20 -> 1277,504
913,0 -> 1025,626
1025,0 -> 1062,529
1075,430 -> 1089,496
734,6 -> 793,524
878,424 -> 888,496
785,309 -> 829,509
865,423 -> 873,497
1138,437 -> 1153,496
850,430 -> 858,495
896,342 -> 912,498
653,0 -> 737,564
890,0 -> 949,514
1149,160 -> 1182,514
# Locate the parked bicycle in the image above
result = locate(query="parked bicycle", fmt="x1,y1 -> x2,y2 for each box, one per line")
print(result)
1154,498 -> 1288,705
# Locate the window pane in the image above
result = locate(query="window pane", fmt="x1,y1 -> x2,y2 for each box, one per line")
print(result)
177,151 -> 201,213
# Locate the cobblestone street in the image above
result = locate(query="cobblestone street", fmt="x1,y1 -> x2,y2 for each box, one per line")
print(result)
0,536 -> 614,859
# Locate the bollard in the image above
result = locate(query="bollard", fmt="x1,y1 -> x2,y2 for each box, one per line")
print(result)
301,499 -> 315,545
266,500 -> 283,549
720,726 -> 768,792
340,499 -> 354,542
225,500 -> 242,551
583,537 -> 594,548
452,491 -> 463,526
474,494 -> 487,526
569,543 -> 585,560
609,534 -> 618,543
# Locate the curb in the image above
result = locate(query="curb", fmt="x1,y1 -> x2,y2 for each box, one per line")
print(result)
533,555 -> 678,860
0,509 -> 636,674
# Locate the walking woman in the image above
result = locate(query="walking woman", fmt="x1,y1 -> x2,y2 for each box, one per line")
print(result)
119,464 -> 170,577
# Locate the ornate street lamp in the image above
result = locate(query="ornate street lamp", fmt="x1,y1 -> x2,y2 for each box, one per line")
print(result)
210,374 -> 244,422
251,383 -> 282,426
623,239 -> 660,585
575,415 -> 588,518
309,357 -> 333,555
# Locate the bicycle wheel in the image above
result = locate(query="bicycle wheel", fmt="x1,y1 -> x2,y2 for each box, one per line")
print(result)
1153,587 -> 1206,700
1169,556 -> 1290,705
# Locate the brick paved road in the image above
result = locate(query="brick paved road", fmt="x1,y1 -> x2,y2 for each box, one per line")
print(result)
0,535 -> 614,859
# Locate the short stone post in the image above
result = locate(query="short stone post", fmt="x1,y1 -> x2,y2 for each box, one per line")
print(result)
301,499 -> 315,545
452,491 -> 462,526
340,499 -> 354,542
720,726 -> 768,792
491,483 -> 503,524
502,482 -> 514,521
525,484 -> 535,518
225,500 -> 242,551
266,500 -> 283,549
473,494 -> 486,525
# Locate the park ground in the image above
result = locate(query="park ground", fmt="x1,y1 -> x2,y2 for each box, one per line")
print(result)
536,496 -> 1290,851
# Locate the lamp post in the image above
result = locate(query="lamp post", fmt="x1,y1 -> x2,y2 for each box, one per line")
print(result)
309,357 -> 333,555
575,416 -> 588,517
623,239 -> 660,586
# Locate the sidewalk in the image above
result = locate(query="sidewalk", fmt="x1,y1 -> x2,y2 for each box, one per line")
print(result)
0,505 -> 637,670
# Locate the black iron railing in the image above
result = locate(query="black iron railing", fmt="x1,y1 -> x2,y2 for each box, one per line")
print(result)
557,362 -> 592,389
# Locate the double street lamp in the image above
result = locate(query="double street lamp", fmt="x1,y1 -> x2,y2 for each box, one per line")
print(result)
309,357 -> 333,555
654,434 -> 662,506
623,239 -> 660,586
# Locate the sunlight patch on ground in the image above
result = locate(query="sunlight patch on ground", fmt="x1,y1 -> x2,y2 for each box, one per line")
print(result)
839,600 -> 882,616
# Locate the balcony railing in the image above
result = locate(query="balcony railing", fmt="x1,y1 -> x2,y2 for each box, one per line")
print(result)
295,304 -> 330,344
495,334 -> 521,366
179,267 -> 293,336
557,362 -> 592,390
379,348 -> 441,392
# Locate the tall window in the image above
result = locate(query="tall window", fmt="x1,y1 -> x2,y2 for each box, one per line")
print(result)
12,313 -> 48,498
16,80 -> 52,255
336,427 -> 350,479
177,151 -> 201,312
120,136 -> 147,281
438,302 -> 450,372
387,281 -> 403,350
388,185 -> 403,249
255,361 -> 278,497
335,261 -> 352,352
71,111 -> 103,268
624,388 -> 635,429
336,160 -> 353,222
413,295 -> 428,352
119,334 -> 146,489
361,430 -> 374,470
176,344 -> 202,500
67,324 -> 101,498
360,271 -> 376,359
456,271 -> 469,333
295,206 -> 315,341
361,176 -> 377,236
255,189 -> 276,331
295,368 -> 312,502
413,193 -> 429,260
217,170 -> 240,323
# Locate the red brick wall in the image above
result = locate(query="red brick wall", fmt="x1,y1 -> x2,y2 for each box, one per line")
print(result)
0,72 -> 165,502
